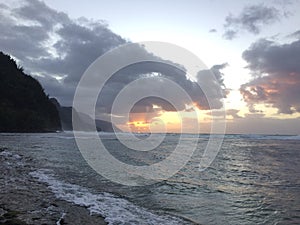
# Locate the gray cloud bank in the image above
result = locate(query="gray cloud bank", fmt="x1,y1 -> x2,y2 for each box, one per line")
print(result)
0,0 -> 226,119
240,35 -> 300,114
0,0 -> 125,105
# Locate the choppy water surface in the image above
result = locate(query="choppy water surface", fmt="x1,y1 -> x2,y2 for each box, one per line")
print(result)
1,132 -> 300,224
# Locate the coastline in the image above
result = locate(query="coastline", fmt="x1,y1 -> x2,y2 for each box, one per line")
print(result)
0,147 -> 107,225
1,132 -> 299,224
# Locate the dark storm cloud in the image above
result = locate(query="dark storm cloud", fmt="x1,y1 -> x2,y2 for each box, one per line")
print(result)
240,38 -> 300,114
0,0 -> 126,105
223,4 -> 281,40
191,63 -> 228,110
37,21 -> 125,85
96,61 -> 228,116
0,0 -> 227,118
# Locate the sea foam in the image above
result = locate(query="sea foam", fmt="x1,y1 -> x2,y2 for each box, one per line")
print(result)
30,169 -> 187,225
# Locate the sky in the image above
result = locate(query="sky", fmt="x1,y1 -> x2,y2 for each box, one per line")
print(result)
0,0 -> 300,134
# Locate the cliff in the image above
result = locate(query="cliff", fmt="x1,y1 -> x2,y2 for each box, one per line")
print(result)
0,52 -> 61,132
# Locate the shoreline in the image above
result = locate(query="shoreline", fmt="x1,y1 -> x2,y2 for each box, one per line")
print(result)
0,147 -> 107,225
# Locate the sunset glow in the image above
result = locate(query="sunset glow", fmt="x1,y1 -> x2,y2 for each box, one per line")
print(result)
1,0 -> 299,135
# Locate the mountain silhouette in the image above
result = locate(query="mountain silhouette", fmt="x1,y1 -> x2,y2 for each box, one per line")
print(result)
0,52 -> 61,132
51,98 -> 121,132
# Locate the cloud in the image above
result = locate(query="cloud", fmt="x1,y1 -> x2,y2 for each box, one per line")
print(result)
287,30 -> 300,39
223,4 -> 281,40
243,113 -> 265,119
209,28 -> 217,33
96,61 -> 228,117
208,109 -> 242,119
0,0 -> 126,106
240,37 -> 300,114
0,0 -> 227,123
226,109 -> 242,119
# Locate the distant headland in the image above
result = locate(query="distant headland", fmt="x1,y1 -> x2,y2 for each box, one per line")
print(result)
0,52 -> 118,133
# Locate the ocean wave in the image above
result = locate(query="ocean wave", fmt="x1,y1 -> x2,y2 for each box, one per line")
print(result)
0,149 -> 24,166
30,169 -> 188,225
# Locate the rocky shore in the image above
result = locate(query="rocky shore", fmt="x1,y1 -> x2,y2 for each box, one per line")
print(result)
0,147 -> 107,225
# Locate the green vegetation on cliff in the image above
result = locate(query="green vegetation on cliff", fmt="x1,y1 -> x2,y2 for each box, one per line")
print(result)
0,52 -> 61,132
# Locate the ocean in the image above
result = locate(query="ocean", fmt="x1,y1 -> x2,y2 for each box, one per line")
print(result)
0,132 -> 300,224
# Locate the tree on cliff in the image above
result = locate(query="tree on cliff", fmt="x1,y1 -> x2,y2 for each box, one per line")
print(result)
0,52 -> 61,132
